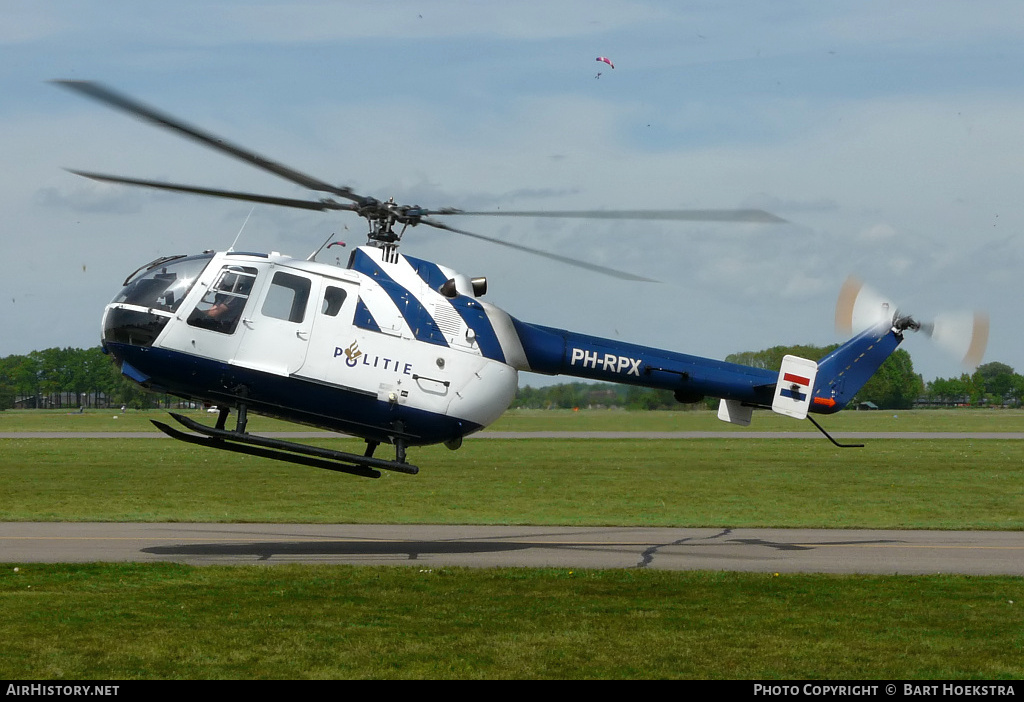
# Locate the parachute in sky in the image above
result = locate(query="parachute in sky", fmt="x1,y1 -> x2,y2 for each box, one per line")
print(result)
596,56 -> 615,69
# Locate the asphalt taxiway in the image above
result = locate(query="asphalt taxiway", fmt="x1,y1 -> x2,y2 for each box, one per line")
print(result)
2,523 -> 1022,574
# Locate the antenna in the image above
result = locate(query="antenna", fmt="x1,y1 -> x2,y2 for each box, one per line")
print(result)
307,231 -> 346,262
229,207 -> 256,252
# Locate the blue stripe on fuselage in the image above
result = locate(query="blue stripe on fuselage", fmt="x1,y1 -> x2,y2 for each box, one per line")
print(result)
404,255 -> 506,363
350,249 -> 448,347
353,297 -> 382,332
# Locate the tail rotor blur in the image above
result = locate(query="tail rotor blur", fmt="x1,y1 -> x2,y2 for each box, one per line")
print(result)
835,276 -> 989,370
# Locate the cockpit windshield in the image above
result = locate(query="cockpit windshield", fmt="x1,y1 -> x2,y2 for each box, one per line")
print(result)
113,254 -> 213,313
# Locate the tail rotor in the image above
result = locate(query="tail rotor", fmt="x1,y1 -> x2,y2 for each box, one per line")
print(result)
834,276 -> 989,370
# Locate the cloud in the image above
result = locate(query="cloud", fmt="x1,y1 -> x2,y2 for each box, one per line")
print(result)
858,223 -> 898,242
34,183 -> 144,214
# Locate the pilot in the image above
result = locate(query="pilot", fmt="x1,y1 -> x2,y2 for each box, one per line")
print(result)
188,268 -> 253,332
206,270 -> 252,321
201,293 -> 247,332
205,296 -> 237,319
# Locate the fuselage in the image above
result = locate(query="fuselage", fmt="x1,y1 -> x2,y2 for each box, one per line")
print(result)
101,245 -> 522,446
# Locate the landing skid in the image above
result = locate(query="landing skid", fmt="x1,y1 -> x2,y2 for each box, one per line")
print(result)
152,412 -> 420,478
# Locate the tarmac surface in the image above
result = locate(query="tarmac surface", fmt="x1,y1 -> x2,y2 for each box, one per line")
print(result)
3,522 -> 1022,574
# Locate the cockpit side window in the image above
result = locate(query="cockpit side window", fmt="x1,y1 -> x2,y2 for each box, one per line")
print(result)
187,265 -> 258,334
261,271 -> 311,323
113,254 -> 212,313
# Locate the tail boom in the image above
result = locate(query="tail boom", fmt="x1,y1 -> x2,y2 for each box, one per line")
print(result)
511,318 -> 778,406
510,316 -> 905,420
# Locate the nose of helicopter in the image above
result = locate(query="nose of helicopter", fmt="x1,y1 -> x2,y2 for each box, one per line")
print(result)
102,253 -> 214,348
102,305 -> 170,348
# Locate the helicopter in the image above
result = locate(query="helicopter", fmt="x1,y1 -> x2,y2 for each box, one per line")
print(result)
53,80 -> 985,479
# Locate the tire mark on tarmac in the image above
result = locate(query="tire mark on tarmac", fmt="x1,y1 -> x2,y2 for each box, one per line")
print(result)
638,528 -> 735,568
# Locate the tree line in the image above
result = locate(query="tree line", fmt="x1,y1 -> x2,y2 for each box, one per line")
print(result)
1,345 -> 1020,412
0,347 -> 155,410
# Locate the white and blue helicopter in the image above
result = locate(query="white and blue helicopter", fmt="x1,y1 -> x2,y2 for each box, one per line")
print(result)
55,81 -> 987,478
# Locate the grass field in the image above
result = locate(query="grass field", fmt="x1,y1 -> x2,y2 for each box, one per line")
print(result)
4,406 -> 1024,433
2,407 -> 1022,679
2,564 -> 1021,680
1,408 -> 1022,527
1,436 -> 1022,528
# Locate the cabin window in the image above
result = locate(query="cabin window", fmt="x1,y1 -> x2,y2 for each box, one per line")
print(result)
187,265 -> 258,334
321,286 -> 348,316
261,271 -> 311,323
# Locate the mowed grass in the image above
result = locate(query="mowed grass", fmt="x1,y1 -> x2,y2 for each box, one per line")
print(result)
2,408 -> 1022,679
0,434 -> 1021,528
4,407 -> 1024,433
490,407 -> 1024,434
2,563 -> 1022,680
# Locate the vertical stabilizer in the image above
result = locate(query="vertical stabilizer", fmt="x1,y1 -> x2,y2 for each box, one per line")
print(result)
811,321 -> 904,413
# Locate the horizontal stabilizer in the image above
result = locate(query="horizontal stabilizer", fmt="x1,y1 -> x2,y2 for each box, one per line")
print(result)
772,355 -> 818,420
718,399 -> 753,426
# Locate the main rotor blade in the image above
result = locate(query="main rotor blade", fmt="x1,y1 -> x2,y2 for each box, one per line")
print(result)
421,217 -> 658,282
52,80 -> 361,202
67,169 -> 354,212
429,208 -> 786,224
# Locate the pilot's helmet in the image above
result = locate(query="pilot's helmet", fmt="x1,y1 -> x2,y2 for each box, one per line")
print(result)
222,268 -> 253,295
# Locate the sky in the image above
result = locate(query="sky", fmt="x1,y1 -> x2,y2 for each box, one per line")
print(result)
2,0 -> 1022,386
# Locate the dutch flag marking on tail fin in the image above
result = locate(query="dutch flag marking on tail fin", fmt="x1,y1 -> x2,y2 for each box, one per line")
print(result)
781,371 -> 811,400
772,355 -> 818,420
